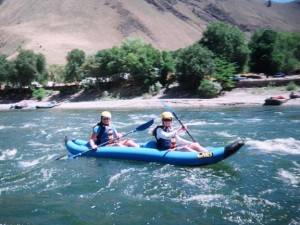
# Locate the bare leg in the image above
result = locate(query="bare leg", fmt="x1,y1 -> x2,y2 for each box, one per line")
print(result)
122,140 -> 140,148
189,143 -> 207,152
175,146 -> 198,152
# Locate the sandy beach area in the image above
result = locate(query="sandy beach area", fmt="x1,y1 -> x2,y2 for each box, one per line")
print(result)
1,87 -> 299,110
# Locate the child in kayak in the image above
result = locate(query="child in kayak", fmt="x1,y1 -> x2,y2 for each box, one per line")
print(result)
89,111 -> 140,150
152,111 -> 207,152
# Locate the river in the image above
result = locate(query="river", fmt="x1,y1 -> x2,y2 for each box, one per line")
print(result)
0,106 -> 299,225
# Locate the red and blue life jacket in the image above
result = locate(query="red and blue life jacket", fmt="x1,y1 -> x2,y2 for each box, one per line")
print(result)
153,125 -> 176,150
94,122 -> 117,146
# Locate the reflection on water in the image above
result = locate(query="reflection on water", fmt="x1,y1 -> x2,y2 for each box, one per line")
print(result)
0,106 -> 299,224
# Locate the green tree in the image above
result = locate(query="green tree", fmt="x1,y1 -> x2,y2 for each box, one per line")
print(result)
48,64 -> 66,83
249,29 -> 278,75
84,38 -> 175,90
65,49 -> 86,82
175,44 -> 215,91
159,50 -> 176,86
200,22 -> 249,72
121,38 -> 161,87
35,53 -> 48,84
249,29 -> 300,75
94,46 -> 126,81
0,55 -> 19,86
0,55 -> 9,83
13,49 -> 46,87
212,58 -> 236,89
273,32 -> 300,74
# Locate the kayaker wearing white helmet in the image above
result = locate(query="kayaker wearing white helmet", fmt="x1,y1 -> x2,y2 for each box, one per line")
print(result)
152,111 -> 207,152
89,111 -> 140,150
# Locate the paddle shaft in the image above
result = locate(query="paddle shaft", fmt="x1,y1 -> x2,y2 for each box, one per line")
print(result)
162,101 -> 197,142
175,118 -> 196,143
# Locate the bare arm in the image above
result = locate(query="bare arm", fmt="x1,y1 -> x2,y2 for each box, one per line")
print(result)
89,131 -> 98,150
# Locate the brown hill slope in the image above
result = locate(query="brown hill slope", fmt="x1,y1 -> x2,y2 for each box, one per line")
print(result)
0,0 -> 299,65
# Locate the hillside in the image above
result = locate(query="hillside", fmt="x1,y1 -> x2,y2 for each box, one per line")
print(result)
0,0 -> 299,65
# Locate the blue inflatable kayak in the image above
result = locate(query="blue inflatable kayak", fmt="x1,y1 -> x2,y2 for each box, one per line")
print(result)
64,137 -> 244,166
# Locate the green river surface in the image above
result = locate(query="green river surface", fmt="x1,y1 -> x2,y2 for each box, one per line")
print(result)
0,106 -> 299,225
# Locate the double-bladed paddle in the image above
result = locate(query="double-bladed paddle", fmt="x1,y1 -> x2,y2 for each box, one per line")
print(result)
56,119 -> 154,160
162,101 -> 197,142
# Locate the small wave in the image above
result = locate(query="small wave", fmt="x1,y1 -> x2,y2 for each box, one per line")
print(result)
184,194 -> 225,205
243,195 -> 282,209
18,156 -> 48,168
277,169 -> 299,187
27,141 -> 53,147
107,168 -> 135,188
186,121 -> 222,126
0,125 -> 14,129
0,149 -> 17,160
40,168 -> 53,181
246,138 -> 300,154
20,123 -> 38,128
247,118 -> 263,123
56,127 -> 73,133
215,131 -> 237,138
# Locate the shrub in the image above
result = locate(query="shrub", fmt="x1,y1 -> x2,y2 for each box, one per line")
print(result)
286,81 -> 298,91
31,87 -> 50,101
198,79 -> 222,98
148,81 -> 163,95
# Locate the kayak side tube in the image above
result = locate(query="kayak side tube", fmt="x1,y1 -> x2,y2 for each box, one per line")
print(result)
65,137 -> 244,166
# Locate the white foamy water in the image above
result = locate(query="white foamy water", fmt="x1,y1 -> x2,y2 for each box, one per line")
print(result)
0,149 -> 17,160
277,169 -> 299,186
107,168 -> 135,188
215,131 -> 237,138
18,156 -> 47,168
187,121 -> 222,126
20,123 -> 38,128
246,138 -> 300,155
184,194 -> 225,205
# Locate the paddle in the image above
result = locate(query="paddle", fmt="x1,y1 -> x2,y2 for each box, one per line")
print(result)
56,119 -> 154,160
162,101 -> 197,142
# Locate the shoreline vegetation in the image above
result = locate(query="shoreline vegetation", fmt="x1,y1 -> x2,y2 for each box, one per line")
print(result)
1,86 -> 300,111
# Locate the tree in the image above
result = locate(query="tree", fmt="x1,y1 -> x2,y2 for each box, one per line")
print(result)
175,44 -> 215,91
273,32 -> 300,74
248,29 -> 300,75
0,55 -> 8,83
13,50 -> 41,86
159,50 -> 176,86
48,64 -> 66,83
35,53 -> 48,84
249,29 -> 278,75
82,38 -> 175,90
121,38 -> 162,87
65,49 -> 86,82
212,58 -> 236,89
1,58 -> 17,85
200,22 -> 249,72
94,46 -> 126,82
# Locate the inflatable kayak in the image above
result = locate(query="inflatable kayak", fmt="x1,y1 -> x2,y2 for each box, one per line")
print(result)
264,96 -> 288,106
64,137 -> 244,166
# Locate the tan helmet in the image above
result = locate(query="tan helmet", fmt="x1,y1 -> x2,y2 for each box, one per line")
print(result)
161,111 -> 173,120
101,111 -> 112,119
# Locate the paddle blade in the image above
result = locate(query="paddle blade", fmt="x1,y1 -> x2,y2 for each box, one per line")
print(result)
162,101 -> 179,120
135,119 -> 154,131
56,154 -> 72,160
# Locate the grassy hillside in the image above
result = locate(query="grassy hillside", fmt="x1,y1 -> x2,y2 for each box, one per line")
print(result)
0,0 -> 299,65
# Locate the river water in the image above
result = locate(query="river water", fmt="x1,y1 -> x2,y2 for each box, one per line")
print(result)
0,106 -> 299,225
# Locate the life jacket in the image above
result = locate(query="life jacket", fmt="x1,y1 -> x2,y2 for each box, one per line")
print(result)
93,122 -> 117,145
153,125 -> 176,150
